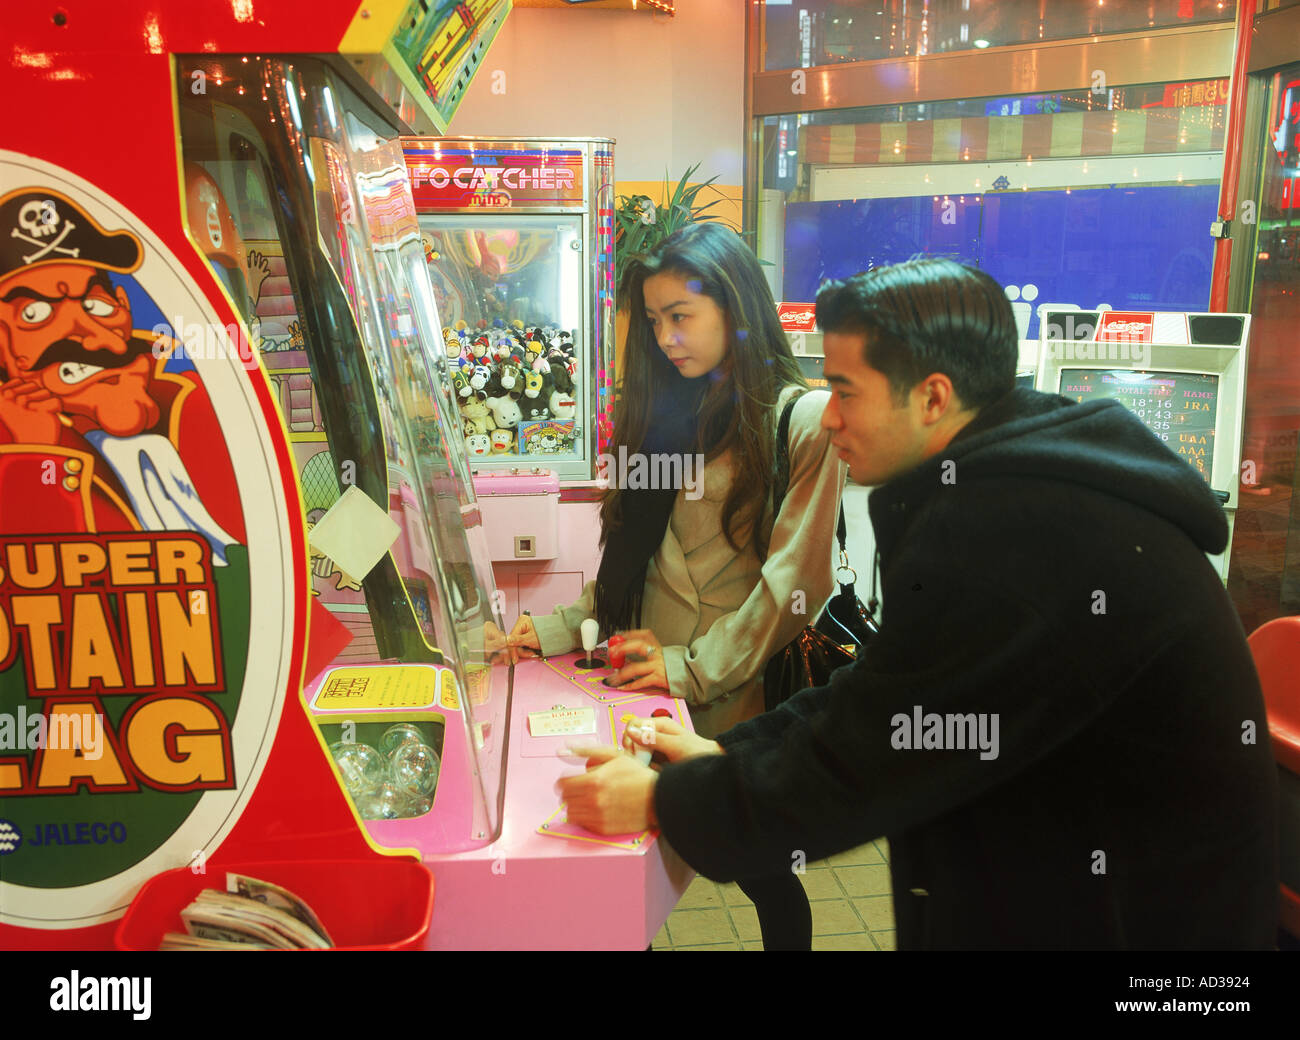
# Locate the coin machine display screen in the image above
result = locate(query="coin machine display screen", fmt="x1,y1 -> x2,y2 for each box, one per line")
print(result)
1059,369 -> 1220,481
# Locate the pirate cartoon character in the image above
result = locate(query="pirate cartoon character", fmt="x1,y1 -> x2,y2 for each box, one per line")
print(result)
0,188 -> 245,558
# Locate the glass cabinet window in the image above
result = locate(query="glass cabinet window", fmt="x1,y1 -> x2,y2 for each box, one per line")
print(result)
175,55 -> 509,842
419,215 -> 585,462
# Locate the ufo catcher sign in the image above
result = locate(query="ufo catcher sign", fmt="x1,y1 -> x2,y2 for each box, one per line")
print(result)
0,153 -> 293,928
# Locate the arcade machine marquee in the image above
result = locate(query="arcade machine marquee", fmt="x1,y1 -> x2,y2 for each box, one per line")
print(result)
0,0 -> 690,952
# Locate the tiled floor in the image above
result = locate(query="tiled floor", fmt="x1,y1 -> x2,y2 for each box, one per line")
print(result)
653,839 -> 895,951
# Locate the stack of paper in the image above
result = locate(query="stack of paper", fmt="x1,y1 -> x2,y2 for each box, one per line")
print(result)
160,873 -> 334,951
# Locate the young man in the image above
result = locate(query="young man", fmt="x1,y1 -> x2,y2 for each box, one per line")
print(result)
560,258 -> 1278,949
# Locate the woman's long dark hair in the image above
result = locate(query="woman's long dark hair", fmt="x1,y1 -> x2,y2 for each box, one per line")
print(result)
602,222 -> 807,563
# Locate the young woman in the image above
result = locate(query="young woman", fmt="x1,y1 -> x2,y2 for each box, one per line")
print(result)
508,221 -> 845,949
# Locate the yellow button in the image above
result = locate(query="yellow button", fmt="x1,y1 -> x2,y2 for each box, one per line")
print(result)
62,476 -> 80,491
64,458 -> 82,474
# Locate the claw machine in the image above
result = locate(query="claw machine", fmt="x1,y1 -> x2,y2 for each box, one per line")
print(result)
403,138 -> 616,622
0,0 -> 690,953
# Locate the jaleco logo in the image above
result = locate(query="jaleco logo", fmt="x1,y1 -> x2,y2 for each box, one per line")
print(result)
1098,311 -> 1155,342
0,818 -> 20,854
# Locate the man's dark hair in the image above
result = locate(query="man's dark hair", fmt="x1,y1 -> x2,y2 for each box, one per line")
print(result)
815,258 -> 1018,411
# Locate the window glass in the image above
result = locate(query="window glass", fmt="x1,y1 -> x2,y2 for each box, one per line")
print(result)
763,0 -> 1236,70
1228,63 -> 1300,630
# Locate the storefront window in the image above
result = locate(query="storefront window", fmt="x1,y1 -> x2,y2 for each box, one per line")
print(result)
762,80 -> 1226,334
765,79 -> 1231,197
1228,62 -> 1300,631
763,0 -> 1236,71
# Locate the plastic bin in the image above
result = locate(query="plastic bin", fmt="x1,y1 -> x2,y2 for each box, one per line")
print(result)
114,858 -> 434,951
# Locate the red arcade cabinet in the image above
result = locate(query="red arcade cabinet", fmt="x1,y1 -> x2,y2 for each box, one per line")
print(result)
0,0 -> 690,951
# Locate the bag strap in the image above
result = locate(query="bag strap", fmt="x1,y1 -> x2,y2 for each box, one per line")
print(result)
772,394 -> 800,520
773,390 -> 850,559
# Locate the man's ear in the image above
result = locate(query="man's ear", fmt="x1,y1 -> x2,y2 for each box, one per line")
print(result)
918,373 -> 958,424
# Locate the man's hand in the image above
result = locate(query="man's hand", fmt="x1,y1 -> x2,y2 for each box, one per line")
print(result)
621,714 -> 723,764
610,628 -> 669,691
558,746 -> 658,834
0,377 -> 61,444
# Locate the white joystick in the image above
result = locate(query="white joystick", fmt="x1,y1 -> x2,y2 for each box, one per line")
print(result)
578,618 -> 605,670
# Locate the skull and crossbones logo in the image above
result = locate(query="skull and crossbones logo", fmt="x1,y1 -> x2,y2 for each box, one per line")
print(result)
11,198 -> 80,264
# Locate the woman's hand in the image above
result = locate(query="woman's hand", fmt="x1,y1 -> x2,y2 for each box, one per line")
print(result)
482,620 -> 510,664
506,614 -> 540,663
610,628 -> 669,691
621,714 -> 723,764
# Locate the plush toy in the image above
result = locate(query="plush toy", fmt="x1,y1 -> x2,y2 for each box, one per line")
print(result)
523,330 -> 546,366
442,326 -> 462,359
468,364 -> 492,392
461,396 -> 495,436
546,352 -> 575,393
464,432 -> 492,458
485,393 -> 522,430
522,370 -> 544,399
506,342 -> 528,369
496,359 -> 523,395
490,428 -> 514,455
521,400 -> 549,422
548,386 -> 576,420
451,368 -> 472,399
546,366 -> 572,397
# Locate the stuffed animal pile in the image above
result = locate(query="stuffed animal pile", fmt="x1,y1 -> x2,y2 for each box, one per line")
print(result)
444,318 -> 580,459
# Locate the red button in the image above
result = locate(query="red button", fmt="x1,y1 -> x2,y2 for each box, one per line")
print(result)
651,708 -> 671,718
607,634 -> 626,668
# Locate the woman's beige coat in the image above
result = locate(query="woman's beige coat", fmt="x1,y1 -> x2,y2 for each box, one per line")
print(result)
533,388 -> 846,737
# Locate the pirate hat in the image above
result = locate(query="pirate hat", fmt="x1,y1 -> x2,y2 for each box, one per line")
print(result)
0,187 -> 142,288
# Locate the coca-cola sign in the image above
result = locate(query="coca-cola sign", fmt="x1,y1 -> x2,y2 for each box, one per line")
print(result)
1098,312 -> 1155,342
777,302 -> 817,333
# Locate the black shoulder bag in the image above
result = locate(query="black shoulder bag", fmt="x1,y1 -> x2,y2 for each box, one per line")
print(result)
762,394 -> 879,712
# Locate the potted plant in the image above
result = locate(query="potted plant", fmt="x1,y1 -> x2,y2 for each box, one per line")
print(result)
614,164 -> 723,300
611,164 -> 725,384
